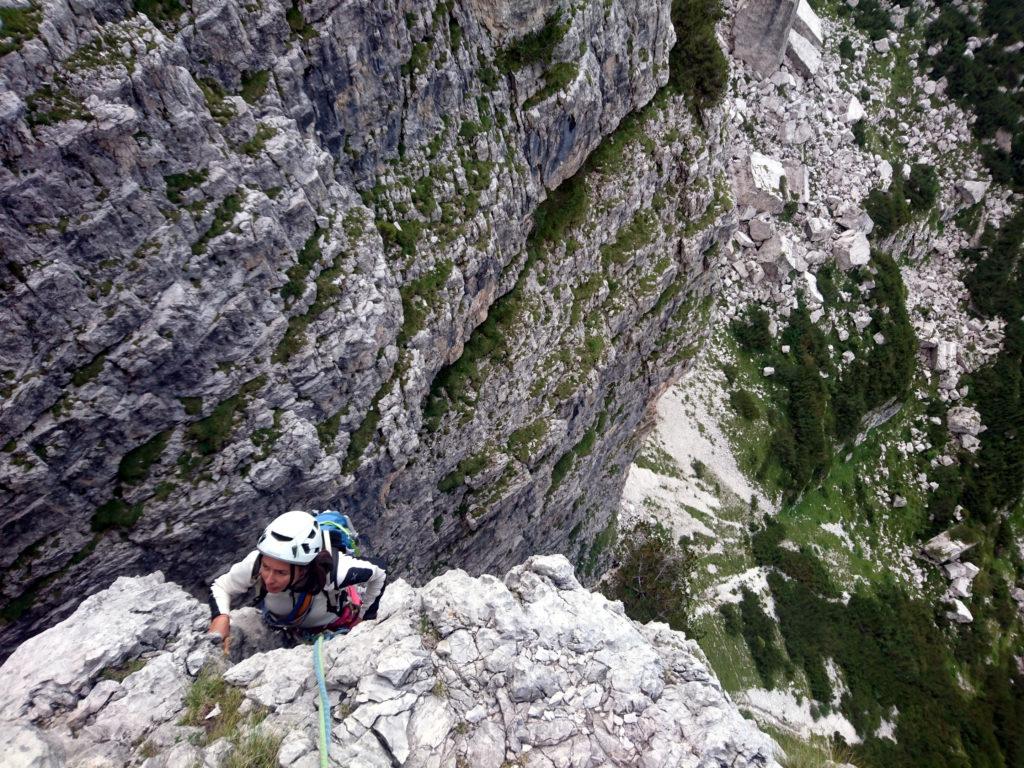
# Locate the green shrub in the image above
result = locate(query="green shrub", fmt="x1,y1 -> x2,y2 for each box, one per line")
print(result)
133,0 -> 183,30
495,12 -> 567,73
437,452 -> 490,492
280,227 -> 324,302
738,588 -> 788,687
523,61 -> 579,109
71,352 -> 107,387
925,6 -> 1024,190
398,261 -> 453,345
507,420 -> 547,464
240,70 -> 269,104
729,389 -> 760,420
342,382 -> 388,473
0,5 -> 42,56
668,0 -> 727,111
906,163 -> 939,212
197,78 -> 235,125
192,193 -> 242,255
404,41 -> 431,76
25,83 -> 89,126
838,36 -> 855,60
863,184 -> 911,238
240,124 -> 276,156
224,729 -> 282,768
730,306 -> 771,352
164,169 -> 208,204
118,430 -> 170,485
603,520 -> 694,633
91,499 -> 144,531
837,0 -> 892,39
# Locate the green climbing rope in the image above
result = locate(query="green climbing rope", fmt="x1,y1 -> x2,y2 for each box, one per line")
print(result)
314,634 -> 331,767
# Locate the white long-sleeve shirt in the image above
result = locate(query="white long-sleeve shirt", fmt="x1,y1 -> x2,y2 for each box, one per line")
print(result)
209,549 -> 387,628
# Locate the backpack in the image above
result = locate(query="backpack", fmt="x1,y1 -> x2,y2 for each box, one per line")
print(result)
315,510 -> 360,556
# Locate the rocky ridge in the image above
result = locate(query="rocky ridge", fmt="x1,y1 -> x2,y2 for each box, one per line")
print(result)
0,556 -> 780,768
0,0 -> 732,654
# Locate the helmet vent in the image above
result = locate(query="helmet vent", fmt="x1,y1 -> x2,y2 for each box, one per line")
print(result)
271,531 -> 293,542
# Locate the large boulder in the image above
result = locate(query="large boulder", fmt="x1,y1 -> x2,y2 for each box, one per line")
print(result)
787,29 -> 822,78
792,0 -> 824,47
732,0 -> 800,77
924,531 -> 974,564
956,179 -> 990,205
833,230 -> 871,270
947,406 -> 984,436
732,152 -> 787,214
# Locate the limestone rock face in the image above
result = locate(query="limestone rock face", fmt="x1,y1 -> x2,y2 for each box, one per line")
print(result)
0,572 -> 207,723
0,0 -> 731,654
0,560 -> 781,768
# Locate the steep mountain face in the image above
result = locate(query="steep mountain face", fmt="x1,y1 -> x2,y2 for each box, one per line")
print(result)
0,557 -> 780,767
619,0 -> 1024,764
0,0 -> 733,654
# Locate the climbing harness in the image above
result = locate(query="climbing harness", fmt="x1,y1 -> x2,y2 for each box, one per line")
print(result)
314,633 -> 338,768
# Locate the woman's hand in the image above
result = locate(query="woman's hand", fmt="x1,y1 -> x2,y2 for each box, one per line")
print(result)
207,615 -> 231,654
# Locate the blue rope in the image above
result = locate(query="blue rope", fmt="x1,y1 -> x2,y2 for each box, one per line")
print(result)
313,634 -> 331,767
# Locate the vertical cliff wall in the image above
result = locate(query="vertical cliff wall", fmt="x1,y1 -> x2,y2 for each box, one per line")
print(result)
0,0 -> 733,653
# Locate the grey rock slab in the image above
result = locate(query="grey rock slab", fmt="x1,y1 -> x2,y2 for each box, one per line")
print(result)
85,652 -> 190,745
0,723 -> 66,768
793,0 -> 824,47
748,217 -> 775,242
947,406 -> 984,436
946,599 -> 974,624
0,573 -> 205,722
956,179 -> 990,205
732,152 -> 787,214
731,0 -> 800,77
787,29 -> 822,78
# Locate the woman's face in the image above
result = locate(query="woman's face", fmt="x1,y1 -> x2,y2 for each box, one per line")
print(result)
260,555 -> 299,593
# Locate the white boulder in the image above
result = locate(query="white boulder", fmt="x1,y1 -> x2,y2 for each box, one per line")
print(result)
792,0 -> 824,47
732,152 -> 787,214
947,406 -> 984,436
946,599 -> 973,624
844,95 -> 866,123
834,230 -> 871,270
956,179 -> 990,205
787,29 -> 822,78
923,531 -> 974,564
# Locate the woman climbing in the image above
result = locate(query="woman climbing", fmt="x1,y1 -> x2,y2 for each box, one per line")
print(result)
206,510 -> 387,650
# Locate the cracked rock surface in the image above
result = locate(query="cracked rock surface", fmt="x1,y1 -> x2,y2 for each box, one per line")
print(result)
0,556 -> 779,768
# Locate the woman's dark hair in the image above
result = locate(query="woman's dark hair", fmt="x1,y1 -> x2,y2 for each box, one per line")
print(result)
289,549 -> 333,593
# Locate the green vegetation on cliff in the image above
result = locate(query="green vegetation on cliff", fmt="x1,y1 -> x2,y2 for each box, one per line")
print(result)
668,0 -> 728,111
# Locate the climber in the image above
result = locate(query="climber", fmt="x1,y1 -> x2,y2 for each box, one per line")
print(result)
206,510 -> 387,650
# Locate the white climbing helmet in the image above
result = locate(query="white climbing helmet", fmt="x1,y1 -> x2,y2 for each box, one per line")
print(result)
256,510 -> 322,565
